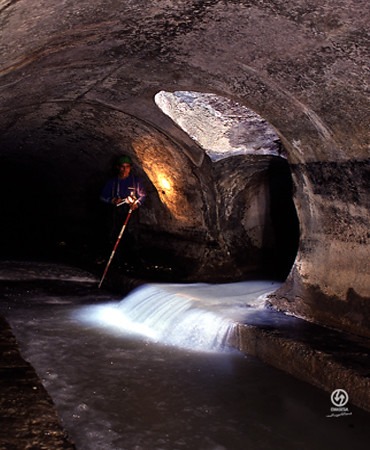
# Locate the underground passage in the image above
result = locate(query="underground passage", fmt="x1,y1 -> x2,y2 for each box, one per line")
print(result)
0,1 -> 369,449
0,90 -> 300,283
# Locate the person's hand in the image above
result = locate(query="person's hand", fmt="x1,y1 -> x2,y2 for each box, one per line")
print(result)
112,197 -> 124,205
126,195 -> 139,210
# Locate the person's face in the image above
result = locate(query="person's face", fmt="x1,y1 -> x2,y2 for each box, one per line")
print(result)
118,163 -> 131,178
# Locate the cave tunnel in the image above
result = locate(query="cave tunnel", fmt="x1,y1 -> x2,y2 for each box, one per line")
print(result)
0,94 -> 300,283
1,1 -> 370,447
0,0 -> 368,357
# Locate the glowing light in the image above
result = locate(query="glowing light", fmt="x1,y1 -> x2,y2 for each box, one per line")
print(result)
131,136 -> 205,224
159,176 -> 171,191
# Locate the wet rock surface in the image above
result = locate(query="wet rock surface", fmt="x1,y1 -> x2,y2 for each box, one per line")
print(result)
269,159 -> 370,337
0,316 -> 75,449
233,308 -> 370,412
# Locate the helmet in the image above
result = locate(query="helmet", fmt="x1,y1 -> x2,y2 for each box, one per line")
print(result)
117,155 -> 132,165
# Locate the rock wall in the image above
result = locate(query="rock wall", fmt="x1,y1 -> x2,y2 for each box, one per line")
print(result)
0,0 -> 369,336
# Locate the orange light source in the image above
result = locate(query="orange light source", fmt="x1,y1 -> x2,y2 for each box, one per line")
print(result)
159,176 -> 171,192
132,136 -> 200,224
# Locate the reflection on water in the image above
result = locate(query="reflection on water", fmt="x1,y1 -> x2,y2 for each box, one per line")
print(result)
1,262 -> 369,450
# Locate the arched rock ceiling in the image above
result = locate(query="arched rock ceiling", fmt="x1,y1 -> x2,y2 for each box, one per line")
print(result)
1,0 -> 368,162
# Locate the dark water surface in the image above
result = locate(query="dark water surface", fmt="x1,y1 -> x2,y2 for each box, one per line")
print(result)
0,261 -> 369,450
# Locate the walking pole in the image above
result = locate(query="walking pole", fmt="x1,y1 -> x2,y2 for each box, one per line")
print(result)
98,207 -> 134,288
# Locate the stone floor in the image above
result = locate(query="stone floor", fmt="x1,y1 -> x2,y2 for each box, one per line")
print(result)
1,265 -> 370,449
0,316 -> 75,450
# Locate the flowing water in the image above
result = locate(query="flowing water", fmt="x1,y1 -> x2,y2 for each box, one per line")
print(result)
75,281 -> 280,353
0,261 -> 369,450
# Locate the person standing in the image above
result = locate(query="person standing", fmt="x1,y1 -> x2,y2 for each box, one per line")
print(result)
100,155 -> 146,268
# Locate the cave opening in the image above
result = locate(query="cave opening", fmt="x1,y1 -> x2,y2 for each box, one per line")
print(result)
154,90 -> 300,280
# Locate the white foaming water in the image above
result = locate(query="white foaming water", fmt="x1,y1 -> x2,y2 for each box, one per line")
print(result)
75,280 -> 281,353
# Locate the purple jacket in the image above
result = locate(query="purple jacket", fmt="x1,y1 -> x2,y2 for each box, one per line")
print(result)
100,174 -> 146,205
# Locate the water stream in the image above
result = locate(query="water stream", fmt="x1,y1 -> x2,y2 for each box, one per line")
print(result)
75,281 -> 279,353
0,261 -> 369,450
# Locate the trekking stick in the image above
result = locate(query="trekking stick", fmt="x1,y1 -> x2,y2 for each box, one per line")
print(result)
98,207 -> 134,288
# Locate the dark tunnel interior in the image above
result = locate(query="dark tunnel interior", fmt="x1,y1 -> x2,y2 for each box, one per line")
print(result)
268,158 -> 300,278
0,116 -> 300,283
0,157 -> 59,257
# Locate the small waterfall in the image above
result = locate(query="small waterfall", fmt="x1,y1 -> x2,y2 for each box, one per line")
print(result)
77,281 -> 281,353
117,286 -> 236,352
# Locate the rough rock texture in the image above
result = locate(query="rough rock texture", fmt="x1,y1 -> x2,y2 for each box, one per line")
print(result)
0,316 -> 75,449
272,158 -> 370,336
154,90 -> 284,160
0,0 -> 369,337
215,155 -> 299,279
